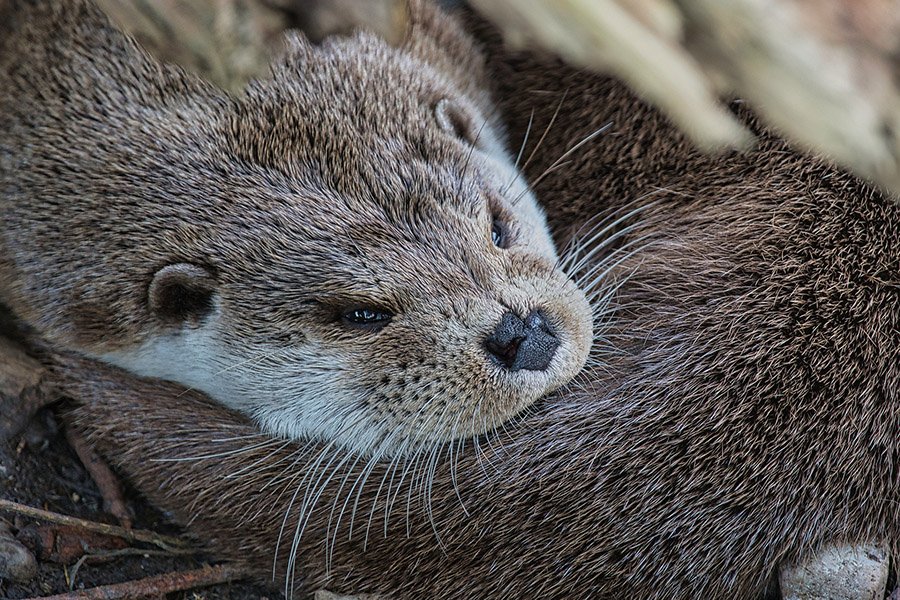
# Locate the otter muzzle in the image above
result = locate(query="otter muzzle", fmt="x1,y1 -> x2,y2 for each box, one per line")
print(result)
484,310 -> 559,372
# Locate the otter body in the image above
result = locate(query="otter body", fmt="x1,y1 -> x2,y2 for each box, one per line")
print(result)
0,0 -> 592,456
19,2 -> 900,599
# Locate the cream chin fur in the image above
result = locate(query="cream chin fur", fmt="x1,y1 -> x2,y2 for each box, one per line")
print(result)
100,327 -> 384,454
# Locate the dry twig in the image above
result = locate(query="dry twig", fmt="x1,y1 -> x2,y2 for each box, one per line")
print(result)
62,427 -> 133,530
0,499 -> 189,552
23,563 -> 250,600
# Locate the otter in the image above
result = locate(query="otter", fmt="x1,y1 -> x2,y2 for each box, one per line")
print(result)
0,0 -> 593,457
16,3 -> 900,600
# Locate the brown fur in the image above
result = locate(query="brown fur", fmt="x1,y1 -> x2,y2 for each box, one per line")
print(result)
0,0 -> 592,456
24,2 -> 900,599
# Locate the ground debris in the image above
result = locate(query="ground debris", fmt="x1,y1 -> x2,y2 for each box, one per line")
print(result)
780,542 -> 889,600
16,524 -> 128,564
0,499 -> 190,553
0,520 -> 37,584
19,563 -> 250,600
62,428 -> 132,530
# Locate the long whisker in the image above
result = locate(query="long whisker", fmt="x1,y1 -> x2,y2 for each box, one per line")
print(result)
346,446 -> 388,542
261,442 -> 318,493
456,103 -> 502,198
325,452 -> 365,573
576,236 -> 657,294
521,88 -> 569,174
274,442 -> 334,585
448,413 -> 469,517
422,439 -> 447,551
558,198 -> 660,275
224,439 -> 294,480
151,436 -> 282,462
403,448 -> 426,537
514,122 -> 612,205
501,108 -> 535,195
365,448 -> 405,550
288,449 -> 354,590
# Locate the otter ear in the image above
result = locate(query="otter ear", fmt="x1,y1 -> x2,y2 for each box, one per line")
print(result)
435,98 -> 482,147
148,263 -> 218,327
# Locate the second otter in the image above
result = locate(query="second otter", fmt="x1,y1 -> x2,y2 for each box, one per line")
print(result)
0,0 -> 593,456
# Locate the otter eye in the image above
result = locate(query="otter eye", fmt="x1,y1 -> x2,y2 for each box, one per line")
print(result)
491,218 -> 508,249
342,307 -> 393,330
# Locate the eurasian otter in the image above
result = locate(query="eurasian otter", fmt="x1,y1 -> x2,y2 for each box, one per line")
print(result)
0,0 -> 593,458
10,1 -> 900,599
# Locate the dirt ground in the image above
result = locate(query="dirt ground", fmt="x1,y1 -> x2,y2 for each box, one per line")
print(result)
0,407 -> 284,600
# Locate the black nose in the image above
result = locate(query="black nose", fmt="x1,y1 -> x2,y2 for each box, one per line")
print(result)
484,310 -> 559,372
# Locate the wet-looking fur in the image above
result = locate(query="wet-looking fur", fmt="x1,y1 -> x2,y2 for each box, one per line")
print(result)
0,0 -> 593,456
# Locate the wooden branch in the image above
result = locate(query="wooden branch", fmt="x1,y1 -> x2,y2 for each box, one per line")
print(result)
0,499 -> 190,552
22,564 -> 250,600
63,427 -> 133,530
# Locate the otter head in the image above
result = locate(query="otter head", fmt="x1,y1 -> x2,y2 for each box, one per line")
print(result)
1,0 -> 592,456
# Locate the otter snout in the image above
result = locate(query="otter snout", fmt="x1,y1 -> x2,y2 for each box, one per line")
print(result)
484,310 -> 559,372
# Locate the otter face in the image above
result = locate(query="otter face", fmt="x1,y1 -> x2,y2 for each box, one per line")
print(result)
1,0 -> 591,456
103,25 -> 591,455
